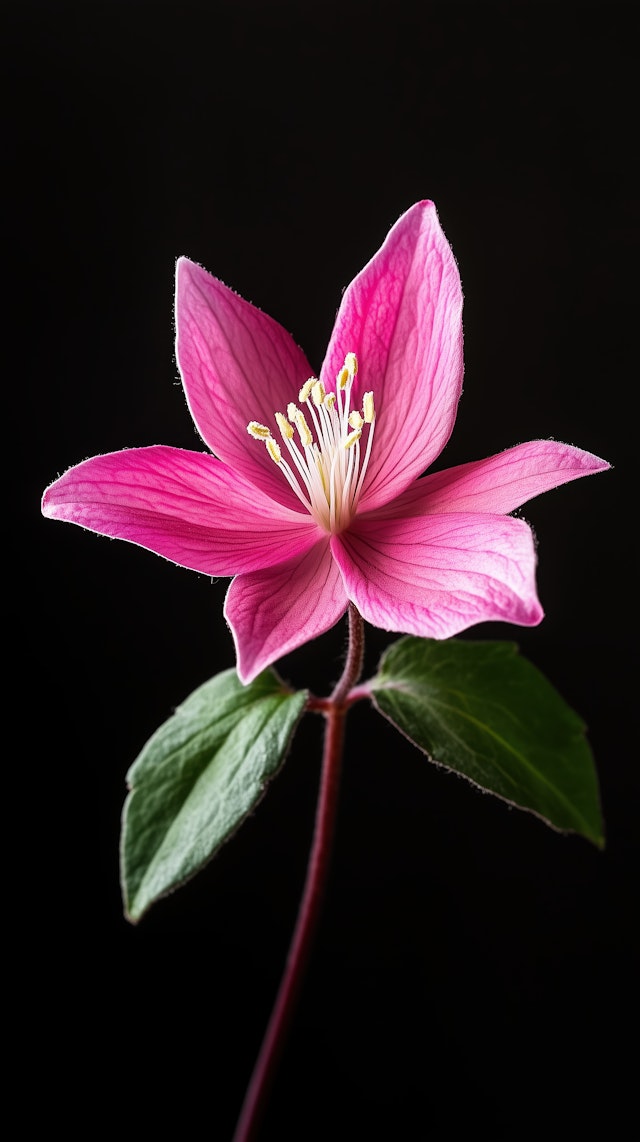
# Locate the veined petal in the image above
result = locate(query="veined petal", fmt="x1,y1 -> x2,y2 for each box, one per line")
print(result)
320,201 -> 463,512
42,447 -> 320,575
176,258 -> 314,509
372,440 -> 611,518
332,512 -> 542,639
224,542 -> 348,683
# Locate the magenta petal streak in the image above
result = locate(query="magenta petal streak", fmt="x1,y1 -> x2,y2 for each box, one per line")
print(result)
224,543 -> 348,683
42,446 -> 319,576
377,439 -> 610,518
176,259 -> 314,511
321,202 -> 464,513
332,512 -> 542,639
42,201 -> 610,681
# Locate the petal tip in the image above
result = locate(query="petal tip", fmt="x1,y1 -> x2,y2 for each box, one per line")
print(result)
175,254 -> 200,288
530,599 -> 545,626
41,488 -> 52,517
41,477 -> 63,518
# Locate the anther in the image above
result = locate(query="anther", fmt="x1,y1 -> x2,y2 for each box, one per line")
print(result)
246,349 -> 373,533
266,437 -> 282,464
295,411 -> 313,447
275,412 -> 294,439
311,380 -> 326,406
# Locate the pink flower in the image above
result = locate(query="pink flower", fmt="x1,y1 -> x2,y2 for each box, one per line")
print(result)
42,202 -> 608,683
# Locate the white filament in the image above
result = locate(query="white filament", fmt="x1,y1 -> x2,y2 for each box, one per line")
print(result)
247,352 -> 376,533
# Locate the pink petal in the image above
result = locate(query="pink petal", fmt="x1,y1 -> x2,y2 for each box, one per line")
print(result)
332,512 -> 542,639
176,258 -> 315,510
42,447 -> 320,575
224,542 -> 348,683
320,201 -> 463,512
372,440 -> 610,518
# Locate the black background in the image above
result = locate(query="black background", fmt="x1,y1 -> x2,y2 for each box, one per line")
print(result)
10,2 -> 636,1139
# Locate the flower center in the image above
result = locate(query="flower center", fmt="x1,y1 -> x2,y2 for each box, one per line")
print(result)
247,352 -> 376,533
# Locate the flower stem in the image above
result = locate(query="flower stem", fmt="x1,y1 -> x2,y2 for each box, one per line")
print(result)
232,604 -> 364,1142
331,601 -> 366,706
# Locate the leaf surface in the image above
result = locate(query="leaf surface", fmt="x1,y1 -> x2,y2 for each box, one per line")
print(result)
121,668 -> 307,921
369,637 -> 603,844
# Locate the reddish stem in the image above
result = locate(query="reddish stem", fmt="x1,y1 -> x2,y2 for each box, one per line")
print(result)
232,605 -> 364,1142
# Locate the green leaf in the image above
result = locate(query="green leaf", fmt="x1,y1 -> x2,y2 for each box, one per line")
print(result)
121,668 -> 307,922
369,637 -> 603,845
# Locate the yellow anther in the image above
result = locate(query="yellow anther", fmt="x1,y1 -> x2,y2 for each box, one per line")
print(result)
266,436 -> 282,464
344,428 -> 362,449
275,411 -> 294,440
295,411 -> 313,447
311,380 -> 326,406
245,347 -> 374,532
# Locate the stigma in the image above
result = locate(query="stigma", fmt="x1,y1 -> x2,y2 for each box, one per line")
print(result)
247,352 -> 376,533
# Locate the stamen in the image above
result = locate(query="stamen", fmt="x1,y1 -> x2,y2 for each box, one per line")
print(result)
266,437 -> 281,464
246,349 -> 374,533
311,380 -> 326,406
354,400 -> 376,503
294,410 -> 313,447
345,351 -> 358,376
275,412 -> 294,439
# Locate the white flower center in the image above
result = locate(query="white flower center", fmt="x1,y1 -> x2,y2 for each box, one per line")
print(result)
247,352 -> 376,533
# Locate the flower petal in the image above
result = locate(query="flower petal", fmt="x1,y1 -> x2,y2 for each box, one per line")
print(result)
42,447 -> 320,575
176,257 -> 315,509
224,542 -> 348,683
372,440 -> 611,517
320,201 -> 463,512
332,512 -> 542,639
